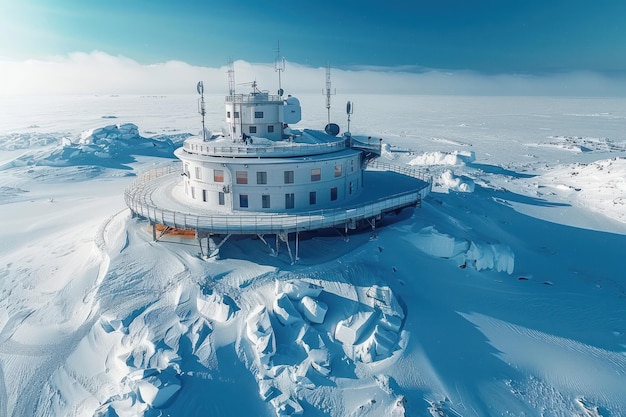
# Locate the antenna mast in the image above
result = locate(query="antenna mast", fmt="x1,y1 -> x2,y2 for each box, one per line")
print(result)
323,64 -> 336,124
227,57 -> 235,96
346,101 -> 354,134
197,81 -> 206,141
274,41 -> 285,96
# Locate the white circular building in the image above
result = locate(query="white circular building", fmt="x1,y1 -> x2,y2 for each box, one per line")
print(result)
125,80 -> 431,260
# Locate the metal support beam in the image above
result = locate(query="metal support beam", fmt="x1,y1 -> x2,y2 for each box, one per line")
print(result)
257,234 -> 276,256
295,232 -> 300,261
367,218 -> 378,240
285,233 -> 295,264
198,236 -> 205,258
209,234 -> 232,258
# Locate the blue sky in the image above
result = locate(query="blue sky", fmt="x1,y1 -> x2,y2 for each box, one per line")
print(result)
1,0 -> 625,74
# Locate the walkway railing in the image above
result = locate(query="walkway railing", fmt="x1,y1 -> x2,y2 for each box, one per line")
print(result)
181,138 -> 347,158
124,161 -> 431,235
367,159 -> 433,184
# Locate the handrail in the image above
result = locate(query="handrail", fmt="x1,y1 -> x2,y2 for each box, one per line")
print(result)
124,161 -> 431,235
181,138 -> 347,157
225,93 -> 282,103
367,159 -> 433,183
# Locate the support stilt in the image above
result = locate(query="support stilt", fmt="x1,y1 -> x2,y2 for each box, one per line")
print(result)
158,226 -> 171,239
295,232 -> 300,261
208,234 -> 232,258
340,224 -> 349,242
257,234 -> 276,256
285,233 -> 295,264
198,236 -> 205,258
367,218 -> 378,240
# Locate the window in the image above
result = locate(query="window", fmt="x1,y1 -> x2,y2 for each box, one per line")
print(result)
226,111 -> 231,118
184,163 -> 190,177
268,125 -> 274,133
239,194 -> 248,208
284,170 -> 294,184
195,166 -> 202,179
350,159 -> 354,172
330,187 -> 338,201
262,194 -> 270,208
236,171 -> 248,184
257,171 -> 267,185
334,164 -> 342,177
202,189 -> 207,202
249,126 -> 257,134
234,111 -> 240,118
218,192 -> 225,205
311,168 -> 321,182
214,169 -> 224,182
191,186 -> 196,199
285,193 -> 295,209
309,191 -> 316,205
255,111 -> 264,118
349,181 -> 353,194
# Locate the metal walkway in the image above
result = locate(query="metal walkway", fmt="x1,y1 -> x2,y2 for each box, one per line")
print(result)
124,161 -> 431,236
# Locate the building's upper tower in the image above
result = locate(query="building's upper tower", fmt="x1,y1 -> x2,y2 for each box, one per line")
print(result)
224,82 -> 301,142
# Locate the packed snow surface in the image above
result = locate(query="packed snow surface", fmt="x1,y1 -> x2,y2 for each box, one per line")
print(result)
1,94 -> 626,416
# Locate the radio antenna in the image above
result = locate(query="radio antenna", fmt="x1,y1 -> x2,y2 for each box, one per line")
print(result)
227,57 -> 236,96
197,81 -> 206,141
346,100 -> 354,134
322,63 -> 336,124
274,41 -> 285,96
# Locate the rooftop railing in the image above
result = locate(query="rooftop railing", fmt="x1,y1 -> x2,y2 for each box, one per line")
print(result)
225,93 -> 283,104
181,137 -> 347,158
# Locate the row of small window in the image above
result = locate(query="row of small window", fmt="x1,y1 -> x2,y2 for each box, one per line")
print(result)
192,163 -> 352,183
237,125 -> 274,135
190,188 -> 226,205
226,111 -> 264,119
190,182 -> 355,208
239,188 -> 338,209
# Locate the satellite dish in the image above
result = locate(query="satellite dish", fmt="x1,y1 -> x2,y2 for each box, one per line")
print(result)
197,81 -> 204,95
346,101 -> 353,115
325,123 -> 340,136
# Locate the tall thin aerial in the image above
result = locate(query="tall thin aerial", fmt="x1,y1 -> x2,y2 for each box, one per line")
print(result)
323,64 -> 336,125
274,42 -> 285,96
227,57 -> 235,96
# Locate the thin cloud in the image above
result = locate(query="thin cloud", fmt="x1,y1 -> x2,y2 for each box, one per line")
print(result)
1,51 -> 625,97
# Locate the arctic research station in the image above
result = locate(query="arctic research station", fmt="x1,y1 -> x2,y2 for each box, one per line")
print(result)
125,67 -> 432,261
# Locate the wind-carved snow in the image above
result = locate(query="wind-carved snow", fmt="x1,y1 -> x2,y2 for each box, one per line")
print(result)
402,225 -> 515,274
408,150 -> 475,166
1,123 -> 188,170
537,157 -> 626,224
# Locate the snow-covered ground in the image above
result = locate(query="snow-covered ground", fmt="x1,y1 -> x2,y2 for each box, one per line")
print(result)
1,93 -> 626,417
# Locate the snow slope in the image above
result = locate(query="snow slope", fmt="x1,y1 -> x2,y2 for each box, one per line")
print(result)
1,94 -> 626,417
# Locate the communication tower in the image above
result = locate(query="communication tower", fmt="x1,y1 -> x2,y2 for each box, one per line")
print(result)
274,42 -> 286,96
227,57 -> 236,96
323,64 -> 336,125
